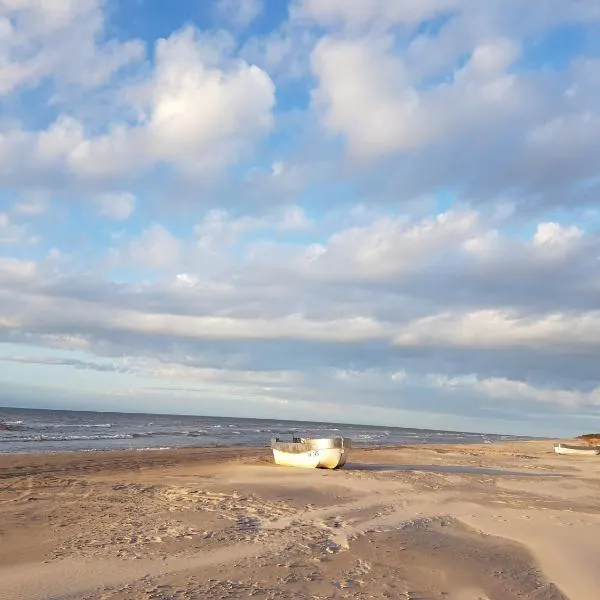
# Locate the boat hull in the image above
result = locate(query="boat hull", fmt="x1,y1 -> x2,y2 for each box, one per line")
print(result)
270,436 -> 349,469
272,447 -> 347,469
554,443 -> 600,456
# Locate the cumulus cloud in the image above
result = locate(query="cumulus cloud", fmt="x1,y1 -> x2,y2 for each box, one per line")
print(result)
0,24 -> 276,186
134,26 -> 274,172
311,36 -> 433,156
292,209 -> 480,279
304,1 -> 600,210
0,0 -> 144,95
311,35 -> 525,158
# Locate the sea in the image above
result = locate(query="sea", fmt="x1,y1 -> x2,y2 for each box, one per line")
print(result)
0,407 -> 532,454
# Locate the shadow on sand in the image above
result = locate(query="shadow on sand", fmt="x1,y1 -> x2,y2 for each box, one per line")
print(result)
344,463 -> 564,477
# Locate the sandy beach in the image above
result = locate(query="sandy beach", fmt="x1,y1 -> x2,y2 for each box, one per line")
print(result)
1,440 -> 599,600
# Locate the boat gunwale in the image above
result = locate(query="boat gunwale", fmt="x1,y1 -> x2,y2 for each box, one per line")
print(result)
270,436 -> 349,452
554,443 -> 600,455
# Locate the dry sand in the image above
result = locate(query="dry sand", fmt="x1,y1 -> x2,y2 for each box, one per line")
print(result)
1,440 -> 599,600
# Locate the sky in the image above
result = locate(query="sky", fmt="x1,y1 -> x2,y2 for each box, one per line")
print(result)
1,0 -> 600,436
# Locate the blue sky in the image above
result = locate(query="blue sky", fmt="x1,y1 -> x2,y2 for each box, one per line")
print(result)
1,0 -> 600,436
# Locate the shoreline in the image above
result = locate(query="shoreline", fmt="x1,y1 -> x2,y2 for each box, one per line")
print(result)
1,439 -> 598,600
1,406 -> 547,456
0,434 -> 549,459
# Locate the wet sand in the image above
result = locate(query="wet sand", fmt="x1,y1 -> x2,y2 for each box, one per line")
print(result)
1,440 -> 599,599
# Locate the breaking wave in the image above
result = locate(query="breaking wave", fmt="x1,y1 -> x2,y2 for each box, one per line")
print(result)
0,429 -> 214,443
0,433 -> 133,443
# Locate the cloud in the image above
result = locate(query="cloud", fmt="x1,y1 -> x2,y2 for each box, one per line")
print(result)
0,354 -> 131,373
0,256 -> 38,281
277,205 -> 313,231
0,212 -> 38,244
293,0 -> 461,29
12,191 -> 49,216
215,0 -> 264,29
394,309 -> 600,352
311,35 -> 524,158
430,374 -> 600,409
311,36 -> 432,156
240,17 -> 317,81
295,0 -> 600,32
95,192 -> 136,221
0,0 -> 144,95
194,205 -> 312,253
303,2 -> 600,210
116,224 -> 182,270
128,26 -> 275,173
2,0 -> 600,434
1,207 -> 599,365
289,209 -> 480,280
0,25 -> 276,186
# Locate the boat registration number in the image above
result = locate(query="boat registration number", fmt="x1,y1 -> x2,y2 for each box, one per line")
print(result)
308,450 -> 320,457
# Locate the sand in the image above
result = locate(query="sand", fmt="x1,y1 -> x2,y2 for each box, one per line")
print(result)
1,440 -> 599,600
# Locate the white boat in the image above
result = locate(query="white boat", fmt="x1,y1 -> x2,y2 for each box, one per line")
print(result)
271,436 -> 350,469
553,443 -> 600,456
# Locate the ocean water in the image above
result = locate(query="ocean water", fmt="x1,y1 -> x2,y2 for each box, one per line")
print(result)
0,407 -> 531,454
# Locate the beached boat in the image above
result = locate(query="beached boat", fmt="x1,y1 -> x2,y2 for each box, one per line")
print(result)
553,443 -> 600,456
271,436 -> 350,469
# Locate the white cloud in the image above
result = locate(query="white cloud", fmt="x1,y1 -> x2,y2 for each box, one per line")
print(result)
324,367 -> 600,410
12,191 -> 49,216
119,224 -> 182,270
290,209 -> 479,279
432,374 -> 600,408
295,0 -> 600,32
311,35 -> 523,158
0,256 -> 37,280
2,1 -> 600,433
294,0 -> 460,29
68,26 -> 273,178
0,212 -> 38,244
149,362 -> 299,386
95,192 -> 136,221
311,36 -> 431,156
240,17 -> 317,81
1,198 -> 600,433
174,273 -> 199,288
0,0 -> 144,95
195,209 -> 265,250
0,25 -> 276,184
394,309 -> 600,351
215,0 -> 264,29
277,205 -> 312,231
139,27 -> 274,170
4,290 -> 389,343
532,222 -> 582,249
271,161 -> 284,177
194,205 -> 312,254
